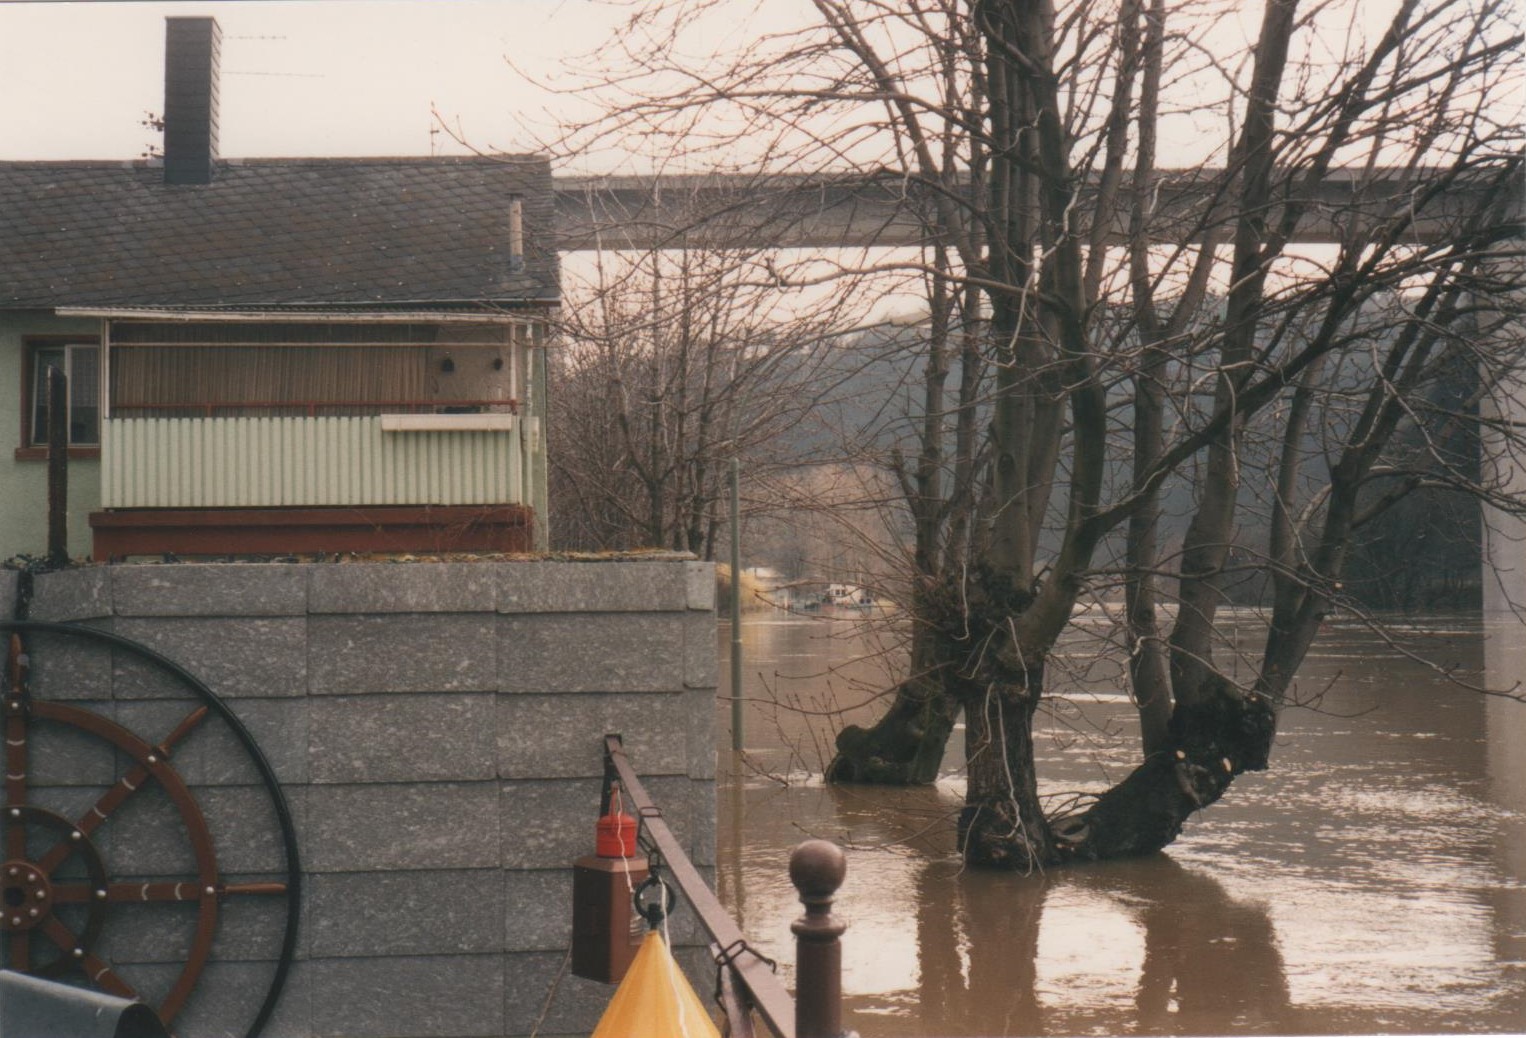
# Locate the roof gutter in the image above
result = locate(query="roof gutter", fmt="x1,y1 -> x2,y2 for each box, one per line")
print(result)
54,307 -> 540,325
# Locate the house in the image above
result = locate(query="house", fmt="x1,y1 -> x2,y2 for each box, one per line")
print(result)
0,17 -> 559,561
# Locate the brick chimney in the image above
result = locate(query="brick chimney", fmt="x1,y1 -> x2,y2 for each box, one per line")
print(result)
162,17 -> 220,185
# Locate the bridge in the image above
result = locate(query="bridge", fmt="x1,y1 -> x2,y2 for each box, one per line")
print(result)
551,167 -> 1514,252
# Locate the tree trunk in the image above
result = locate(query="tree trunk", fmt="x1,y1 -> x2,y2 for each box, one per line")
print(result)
825,578 -> 963,785
1052,675 -> 1276,862
956,667 -> 1052,870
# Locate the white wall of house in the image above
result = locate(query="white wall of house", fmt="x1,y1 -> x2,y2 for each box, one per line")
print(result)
0,312 -> 102,562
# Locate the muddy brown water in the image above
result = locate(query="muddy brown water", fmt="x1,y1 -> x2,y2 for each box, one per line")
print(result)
714,612 -> 1526,1036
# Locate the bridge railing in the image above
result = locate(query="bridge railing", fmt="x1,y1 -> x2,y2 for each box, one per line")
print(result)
602,733 -> 852,1038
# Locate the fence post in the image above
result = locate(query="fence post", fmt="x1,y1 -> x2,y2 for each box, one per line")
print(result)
790,839 -> 849,1038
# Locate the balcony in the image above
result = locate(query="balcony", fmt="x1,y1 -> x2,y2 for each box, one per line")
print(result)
91,413 -> 539,560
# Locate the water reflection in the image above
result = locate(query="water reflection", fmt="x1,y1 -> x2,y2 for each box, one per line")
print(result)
912,864 -> 1044,1036
1098,859 -> 1290,1035
831,852 -> 1293,1036
718,615 -> 1526,1035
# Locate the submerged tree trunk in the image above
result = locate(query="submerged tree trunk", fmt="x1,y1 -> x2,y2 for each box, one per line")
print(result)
1052,677 -> 1276,861
826,578 -> 964,785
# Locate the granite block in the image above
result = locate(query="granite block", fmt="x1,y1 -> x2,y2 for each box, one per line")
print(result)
112,563 -> 308,617
307,869 -> 503,956
310,693 -> 495,783
117,697 -> 309,785
643,775 -> 700,859
685,560 -> 715,611
684,610 -> 720,690
689,778 -> 718,869
499,776 -> 708,870
24,623 -> 114,700
632,895 -> 699,948
109,785 -> 302,876
503,951 -> 610,1037
503,867 -> 574,952
495,560 -> 690,613
497,613 -> 685,693
134,958 -> 312,1038
504,940 -> 712,1034
308,563 -> 495,615
23,784 -> 107,829
495,692 -> 687,780
15,700 -> 116,785
504,859 -> 705,951
113,617 -> 307,699
305,782 -> 497,873
309,954 -> 503,1038
499,778 -> 600,869
684,686 -> 717,780
308,614 -> 495,694
28,567 -> 111,621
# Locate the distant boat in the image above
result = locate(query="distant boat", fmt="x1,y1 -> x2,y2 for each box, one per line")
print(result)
803,583 -> 876,614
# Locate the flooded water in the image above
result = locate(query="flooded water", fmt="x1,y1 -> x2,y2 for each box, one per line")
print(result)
714,612 -> 1526,1036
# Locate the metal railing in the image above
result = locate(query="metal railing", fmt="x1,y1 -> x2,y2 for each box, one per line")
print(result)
602,734 -> 852,1038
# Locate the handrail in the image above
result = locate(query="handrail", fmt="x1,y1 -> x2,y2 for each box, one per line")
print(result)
603,734 -> 800,1038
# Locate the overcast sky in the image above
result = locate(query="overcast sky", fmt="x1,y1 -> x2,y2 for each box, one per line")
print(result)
0,1 -> 620,162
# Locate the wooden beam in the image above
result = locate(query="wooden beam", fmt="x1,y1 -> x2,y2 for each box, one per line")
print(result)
89,505 -> 533,561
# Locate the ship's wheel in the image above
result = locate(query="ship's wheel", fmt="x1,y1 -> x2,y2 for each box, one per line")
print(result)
0,620 -> 300,1037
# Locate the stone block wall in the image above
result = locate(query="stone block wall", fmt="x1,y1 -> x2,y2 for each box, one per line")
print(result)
0,558 -> 717,1038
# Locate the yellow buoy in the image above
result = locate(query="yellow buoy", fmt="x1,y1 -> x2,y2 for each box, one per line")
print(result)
590,930 -> 722,1038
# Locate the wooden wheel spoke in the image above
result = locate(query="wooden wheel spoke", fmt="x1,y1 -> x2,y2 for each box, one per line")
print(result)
224,881 -> 287,896
82,705 -> 207,837
70,763 -> 150,839
37,914 -> 82,956
38,916 -> 138,1000
54,879 -> 286,905
34,707 -> 209,877
8,930 -> 29,972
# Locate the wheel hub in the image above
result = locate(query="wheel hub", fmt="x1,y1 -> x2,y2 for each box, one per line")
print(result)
0,858 -> 52,931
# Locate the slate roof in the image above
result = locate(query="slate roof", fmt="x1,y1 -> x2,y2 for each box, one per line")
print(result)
0,156 -> 558,309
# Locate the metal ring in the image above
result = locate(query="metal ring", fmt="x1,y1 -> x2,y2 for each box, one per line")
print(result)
633,874 -> 677,927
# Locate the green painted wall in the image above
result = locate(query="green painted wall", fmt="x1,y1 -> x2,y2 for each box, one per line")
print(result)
0,313 -> 102,562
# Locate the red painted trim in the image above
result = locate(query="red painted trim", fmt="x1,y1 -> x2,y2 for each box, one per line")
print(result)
13,446 -> 102,462
89,505 -> 534,561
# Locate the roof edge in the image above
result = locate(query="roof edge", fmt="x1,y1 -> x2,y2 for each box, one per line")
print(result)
0,155 -> 551,171
57,306 -> 551,324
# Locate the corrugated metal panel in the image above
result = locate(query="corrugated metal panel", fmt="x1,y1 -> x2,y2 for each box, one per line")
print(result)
102,417 -> 523,508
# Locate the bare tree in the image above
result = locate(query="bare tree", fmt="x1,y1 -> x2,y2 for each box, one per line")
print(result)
548,216 -> 866,556
561,0 -> 1524,868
